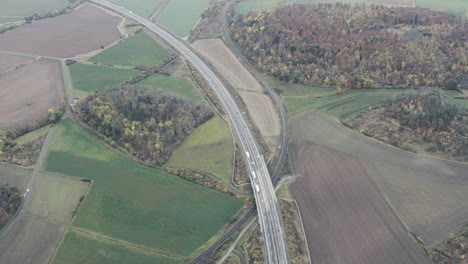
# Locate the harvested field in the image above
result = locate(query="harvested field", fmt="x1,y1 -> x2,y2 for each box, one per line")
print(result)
239,91 -> 280,137
0,4 -> 122,58
0,214 -> 63,264
192,39 -> 280,140
0,59 -> 64,130
290,142 -> 430,264
0,163 -> 32,192
0,54 -> 31,74
191,39 -> 262,92
292,111 -> 468,245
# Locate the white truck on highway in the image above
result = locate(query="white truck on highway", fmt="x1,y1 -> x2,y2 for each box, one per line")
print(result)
255,184 -> 260,193
252,171 -> 257,179
245,151 -> 250,158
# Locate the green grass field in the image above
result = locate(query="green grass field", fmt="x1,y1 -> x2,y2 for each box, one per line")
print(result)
167,115 -> 234,182
138,74 -> 201,101
155,0 -> 210,37
269,78 -> 407,118
44,119 -> 243,257
235,0 -> 294,15
0,0 -> 69,17
0,17 -> 23,24
14,125 -> 50,145
25,172 -> 89,224
109,0 -> 162,18
69,63 -> 138,97
52,229 -> 181,264
0,130 -> 7,136
89,32 -> 169,67
416,0 -> 468,17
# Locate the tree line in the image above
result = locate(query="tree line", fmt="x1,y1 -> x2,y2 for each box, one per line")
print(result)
76,86 -> 214,165
230,3 -> 467,91
0,184 -> 22,230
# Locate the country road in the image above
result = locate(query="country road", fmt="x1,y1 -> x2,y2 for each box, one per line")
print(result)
90,1 -> 289,263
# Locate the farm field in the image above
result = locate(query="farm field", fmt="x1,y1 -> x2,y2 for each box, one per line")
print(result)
25,172 -> 90,224
239,91 -> 280,138
0,17 -> 23,25
52,229 -> 180,264
0,163 -> 32,192
0,213 -> 63,264
167,115 -> 234,182
0,4 -> 122,58
191,38 -> 280,141
155,0 -> 210,37
416,0 -> 468,17
109,0 -> 162,18
0,0 -> 70,17
89,31 -> 169,67
0,53 -> 32,74
192,39 -> 263,92
0,59 -> 64,130
290,142 -> 431,263
291,111 -> 468,245
138,73 -> 202,101
43,119 -> 243,257
69,63 -> 138,97
14,125 -> 50,145
0,169 -> 89,264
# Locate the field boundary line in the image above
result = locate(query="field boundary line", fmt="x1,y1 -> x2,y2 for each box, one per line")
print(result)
71,227 -> 184,260
149,0 -> 172,21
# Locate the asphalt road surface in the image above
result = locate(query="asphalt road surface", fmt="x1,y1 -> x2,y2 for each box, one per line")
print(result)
90,1 -> 289,263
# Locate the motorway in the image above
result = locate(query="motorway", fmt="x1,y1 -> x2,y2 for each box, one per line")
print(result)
90,1 -> 289,263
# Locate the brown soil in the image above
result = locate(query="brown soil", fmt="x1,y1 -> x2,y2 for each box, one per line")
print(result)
292,111 -> 468,246
0,214 -> 62,264
0,4 -> 122,58
290,141 -> 431,264
239,91 -> 280,137
191,38 -> 263,92
0,54 -> 32,74
0,59 -> 65,130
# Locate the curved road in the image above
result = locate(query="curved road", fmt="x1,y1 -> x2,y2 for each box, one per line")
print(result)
90,1 -> 289,263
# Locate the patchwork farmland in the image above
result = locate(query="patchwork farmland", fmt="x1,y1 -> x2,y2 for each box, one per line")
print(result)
291,111 -> 468,250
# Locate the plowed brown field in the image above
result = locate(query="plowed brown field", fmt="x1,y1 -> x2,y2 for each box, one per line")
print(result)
0,54 -> 32,74
0,4 -> 122,58
0,59 -> 64,130
292,111 -> 468,246
239,91 -> 280,137
290,141 -> 431,264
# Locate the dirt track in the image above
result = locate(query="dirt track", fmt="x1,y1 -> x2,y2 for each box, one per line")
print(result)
292,111 -> 468,245
0,59 -> 64,130
0,54 -> 32,74
290,141 -> 431,264
0,4 -> 122,58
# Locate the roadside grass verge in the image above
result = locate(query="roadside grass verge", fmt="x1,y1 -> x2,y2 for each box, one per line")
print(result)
14,125 -> 50,145
51,229 -> 181,264
155,0 -> 210,37
89,32 -> 169,67
108,0 -> 162,18
43,119 -> 243,257
69,63 -> 138,97
138,74 -> 202,101
167,115 -> 234,182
